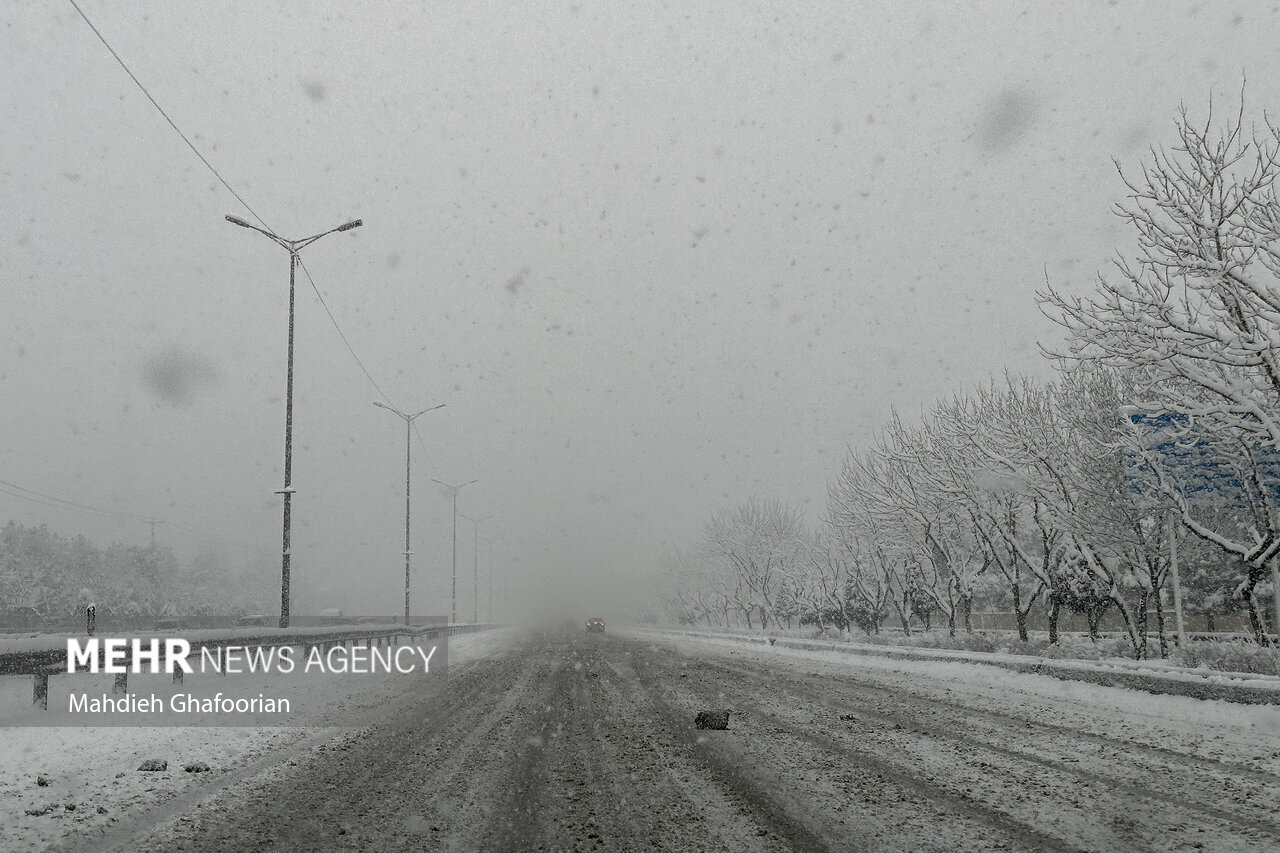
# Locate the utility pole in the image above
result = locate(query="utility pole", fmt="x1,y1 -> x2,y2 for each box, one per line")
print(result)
225,213 -> 363,628
431,478 -> 477,624
373,401 -> 444,625
142,518 -> 165,549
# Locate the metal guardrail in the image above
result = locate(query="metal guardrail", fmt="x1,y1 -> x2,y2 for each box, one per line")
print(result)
1,623 -> 499,711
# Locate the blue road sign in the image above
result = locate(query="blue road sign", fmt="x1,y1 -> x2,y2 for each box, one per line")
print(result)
1123,410 -> 1280,510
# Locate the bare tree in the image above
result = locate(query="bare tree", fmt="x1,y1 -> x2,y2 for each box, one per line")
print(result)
703,498 -> 806,631
829,450 -> 932,636
792,527 -> 863,634
876,413 -> 991,636
1041,97 -> 1280,643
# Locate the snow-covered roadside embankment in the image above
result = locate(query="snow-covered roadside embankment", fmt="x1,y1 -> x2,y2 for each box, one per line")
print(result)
631,626 -> 1280,705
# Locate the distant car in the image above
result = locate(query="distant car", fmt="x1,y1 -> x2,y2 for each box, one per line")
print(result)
586,618 -> 605,633
236,614 -> 269,627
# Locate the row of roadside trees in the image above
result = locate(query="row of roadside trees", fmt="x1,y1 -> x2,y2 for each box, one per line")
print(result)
663,98 -> 1280,657
0,521 -> 271,629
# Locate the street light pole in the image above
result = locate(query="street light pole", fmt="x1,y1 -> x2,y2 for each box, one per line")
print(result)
374,401 -> 444,625
460,514 -> 491,623
225,213 -> 362,628
431,478 -> 477,624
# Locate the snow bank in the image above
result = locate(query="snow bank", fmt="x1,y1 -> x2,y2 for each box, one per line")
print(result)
628,627 -> 1280,742
637,626 -> 1280,705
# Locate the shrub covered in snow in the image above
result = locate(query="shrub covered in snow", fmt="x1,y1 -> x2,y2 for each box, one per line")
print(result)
1168,641 -> 1280,677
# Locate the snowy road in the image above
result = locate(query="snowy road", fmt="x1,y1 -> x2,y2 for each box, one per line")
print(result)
58,627 -> 1280,852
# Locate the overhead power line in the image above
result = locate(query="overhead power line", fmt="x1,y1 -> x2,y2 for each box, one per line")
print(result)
0,478 -> 231,545
296,257 -> 394,405
65,0 -> 271,232
0,478 -> 149,522
411,419 -> 437,476
63,0 -> 417,415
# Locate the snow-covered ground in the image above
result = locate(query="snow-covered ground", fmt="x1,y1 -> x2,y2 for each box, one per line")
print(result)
13,626 -> 1278,851
0,628 -> 516,852
641,625 -> 1280,703
622,628 -> 1280,850
627,626 -> 1280,773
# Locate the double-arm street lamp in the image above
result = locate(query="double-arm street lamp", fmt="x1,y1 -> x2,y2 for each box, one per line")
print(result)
374,401 -> 444,625
459,514 -> 492,623
431,478 -> 477,624
225,214 -> 362,628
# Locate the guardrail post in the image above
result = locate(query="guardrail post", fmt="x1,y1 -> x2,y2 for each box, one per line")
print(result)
33,674 -> 48,710
113,671 -> 127,695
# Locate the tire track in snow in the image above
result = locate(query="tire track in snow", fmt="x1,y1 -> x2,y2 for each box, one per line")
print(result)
628,644 -> 1083,853
674,646 -> 1279,851
69,643 -> 519,852
700,655 -> 1280,840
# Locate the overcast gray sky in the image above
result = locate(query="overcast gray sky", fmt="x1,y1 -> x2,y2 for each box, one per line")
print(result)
5,0 -> 1280,620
